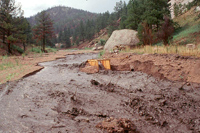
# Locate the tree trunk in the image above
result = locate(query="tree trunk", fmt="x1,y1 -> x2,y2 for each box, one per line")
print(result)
43,36 -> 45,52
23,42 -> 26,52
8,42 -> 12,55
3,34 -> 5,44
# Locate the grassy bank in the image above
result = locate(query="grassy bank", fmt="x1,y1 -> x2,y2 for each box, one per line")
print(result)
127,45 -> 200,57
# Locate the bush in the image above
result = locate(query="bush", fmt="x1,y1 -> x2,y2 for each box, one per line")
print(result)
31,47 -> 42,53
11,45 -> 23,54
46,47 -> 58,53
98,50 -> 105,58
100,39 -> 106,46
157,16 -> 174,45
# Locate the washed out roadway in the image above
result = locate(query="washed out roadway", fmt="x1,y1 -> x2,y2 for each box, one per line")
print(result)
0,53 -> 200,132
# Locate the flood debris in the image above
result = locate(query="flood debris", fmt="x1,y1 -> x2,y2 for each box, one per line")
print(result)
0,53 -> 200,133
90,79 -> 100,86
96,118 -> 139,133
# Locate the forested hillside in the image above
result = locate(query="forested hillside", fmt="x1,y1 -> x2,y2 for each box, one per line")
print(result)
27,6 -> 98,33
27,6 -> 117,48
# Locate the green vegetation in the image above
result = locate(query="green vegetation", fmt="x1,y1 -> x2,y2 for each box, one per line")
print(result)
98,50 -> 105,59
100,39 -> 106,46
6,73 -> 18,81
11,45 -> 24,54
0,58 -> 20,71
172,5 -> 200,45
84,47 -> 92,50
46,47 -> 58,53
31,47 -> 42,53
0,0 -> 30,54
173,24 -> 200,42
33,11 -> 55,52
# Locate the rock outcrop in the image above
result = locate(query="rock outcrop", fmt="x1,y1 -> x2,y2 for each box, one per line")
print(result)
104,29 -> 139,51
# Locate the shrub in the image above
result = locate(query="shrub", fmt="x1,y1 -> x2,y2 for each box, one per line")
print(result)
46,47 -> 58,53
157,16 -> 175,45
31,47 -> 42,53
98,50 -> 105,58
100,39 -> 106,46
11,45 -> 23,54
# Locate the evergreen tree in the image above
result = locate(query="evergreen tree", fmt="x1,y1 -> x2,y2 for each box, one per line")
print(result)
174,3 -> 179,17
114,0 -> 124,19
126,0 -> 171,45
33,11 -> 55,52
65,28 -> 71,48
0,0 -> 26,54
79,20 -> 85,41
16,18 -> 31,52
126,0 -> 145,30
58,30 -> 63,42
142,0 -> 170,29
126,0 -> 170,30
120,1 -> 128,29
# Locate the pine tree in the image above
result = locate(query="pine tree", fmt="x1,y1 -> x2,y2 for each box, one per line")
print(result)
33,11 -> 55,52
114,0 -> 124,19
126,0 -> 145,30
0,0 -> 26,54
79,20 -> 85,41
119,2 -> 128,29
126,0 -> 171,45
126,0 -> 170,30
174,3 -> 179,17
16,18 -> 30,52
58,30 -> 63,42
65,28 -> 71,48
142,0 -> 170,29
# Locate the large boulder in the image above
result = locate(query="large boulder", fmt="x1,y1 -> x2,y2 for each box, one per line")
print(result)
104,29 -> 139,51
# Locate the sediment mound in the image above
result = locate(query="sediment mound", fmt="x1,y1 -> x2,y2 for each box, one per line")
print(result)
104,53 -> 200,83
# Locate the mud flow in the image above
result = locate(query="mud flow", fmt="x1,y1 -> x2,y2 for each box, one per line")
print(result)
0,53 -> 200,133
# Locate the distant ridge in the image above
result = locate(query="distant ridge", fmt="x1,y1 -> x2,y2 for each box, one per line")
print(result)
27,6 -> 99,33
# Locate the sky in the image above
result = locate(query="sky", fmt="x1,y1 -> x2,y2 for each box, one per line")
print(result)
15,0 -> 130,17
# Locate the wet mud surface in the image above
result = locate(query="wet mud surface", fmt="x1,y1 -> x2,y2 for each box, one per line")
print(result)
0,53 -> 200,133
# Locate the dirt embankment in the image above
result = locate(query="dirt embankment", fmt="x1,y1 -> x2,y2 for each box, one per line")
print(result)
103,53 -> 200,84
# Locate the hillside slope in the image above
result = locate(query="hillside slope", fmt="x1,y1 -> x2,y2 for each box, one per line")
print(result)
27,6 -> 98,33
170,0 -> 194,18
173,6 -> 200,45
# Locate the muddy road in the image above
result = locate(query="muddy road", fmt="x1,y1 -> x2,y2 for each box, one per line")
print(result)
0,53 -> 200,133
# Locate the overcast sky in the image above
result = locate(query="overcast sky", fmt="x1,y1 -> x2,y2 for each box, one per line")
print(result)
15,0 -> 130,17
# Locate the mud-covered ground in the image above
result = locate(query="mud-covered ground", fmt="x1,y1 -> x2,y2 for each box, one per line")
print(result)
0,53 -> 200,133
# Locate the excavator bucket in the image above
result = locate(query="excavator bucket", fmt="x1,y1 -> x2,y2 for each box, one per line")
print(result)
87,59 -> 111,70
88,59 -> 99,69
100,59 -> 111,70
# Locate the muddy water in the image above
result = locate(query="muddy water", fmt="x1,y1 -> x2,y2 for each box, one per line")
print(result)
0,53 -> 200,133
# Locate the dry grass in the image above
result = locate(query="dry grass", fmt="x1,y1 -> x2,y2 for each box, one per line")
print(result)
124,45 -> 200,57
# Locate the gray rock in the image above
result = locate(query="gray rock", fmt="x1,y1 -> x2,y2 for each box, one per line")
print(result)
104,29 -> 139,51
